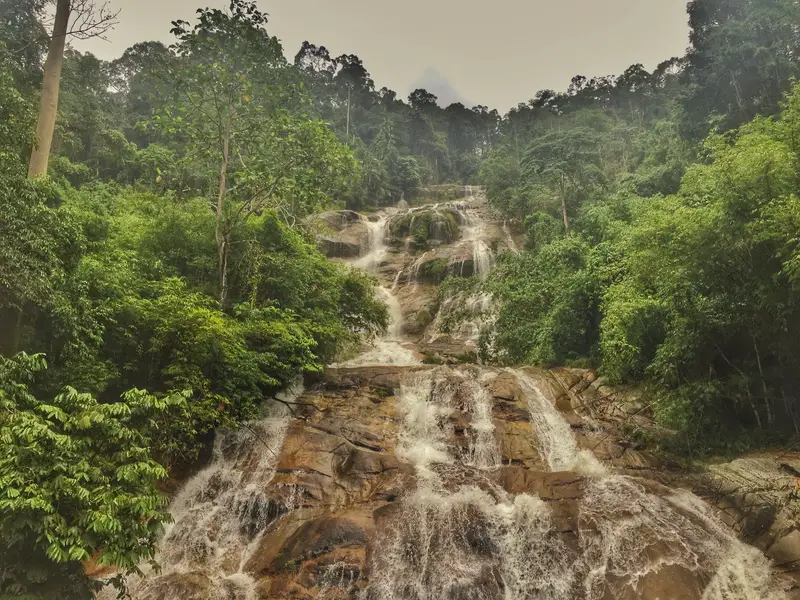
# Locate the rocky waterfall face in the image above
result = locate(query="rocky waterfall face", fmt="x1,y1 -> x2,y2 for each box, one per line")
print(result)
109,188 -> 800,600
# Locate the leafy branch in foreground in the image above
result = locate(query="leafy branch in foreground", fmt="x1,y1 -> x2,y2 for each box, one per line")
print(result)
0,352 -> 188,600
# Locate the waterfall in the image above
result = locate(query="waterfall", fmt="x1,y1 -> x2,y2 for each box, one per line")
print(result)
101,393 -> 295,600
335,212 -> 421,368
335,286 -> 420,367
366,366 -> 577,600
461,209 -> 494,279
109,188 -> 789,600
514,369 -> 784,599
418,203 -> 497,353
513,370 -> 604,474
353,214 -> 389,271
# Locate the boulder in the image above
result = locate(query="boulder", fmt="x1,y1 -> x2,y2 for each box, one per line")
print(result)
489,372 -> 521,402
272,515 -> 369,571
317,210 -> 362,231
497,467 -> 584,501
769,530 -> 800,565
316,217 -> 369,258
317,236 -> 362,259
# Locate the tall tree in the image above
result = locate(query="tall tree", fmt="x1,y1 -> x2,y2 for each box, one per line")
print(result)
522,128 -> 604,235
157,0 -> 356,308
27,0 -> 116,178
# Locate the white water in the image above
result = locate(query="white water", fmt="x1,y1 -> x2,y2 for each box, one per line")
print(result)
513,369 -> 605,475
462,209 -> 494,279
369,366 -> 577,600
420,202 -> 497,351
108,190 -> 786,600
512,369 -> 784,599
353,214 -> 389,271
336,211 -> 421,368
101,390 -> 296,600
366,362 -> 786,599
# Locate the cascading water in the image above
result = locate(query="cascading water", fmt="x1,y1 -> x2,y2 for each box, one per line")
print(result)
512,369 -> 786,600
102,393 -> 296,600
419,198 -> 497,353
366,366 -> 577,600
353,214 -> 390,271
366,365 -> 787,600
336,212 -> 421,367
462,209 -> 494,279
107,189 -> 790,600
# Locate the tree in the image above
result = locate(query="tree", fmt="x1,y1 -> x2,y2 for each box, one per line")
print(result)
156,1 -> 356,308
681,0 -> 800,138
28,0 -> 117,178
0,352 -> 187,599
0,54 -> 83,355
522,128 -> 604,235
0,0 -> 48,90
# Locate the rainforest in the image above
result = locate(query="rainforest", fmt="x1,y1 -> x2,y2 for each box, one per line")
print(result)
1,0 -> 800,598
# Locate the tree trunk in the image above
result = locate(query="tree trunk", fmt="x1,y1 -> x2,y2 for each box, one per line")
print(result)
752,336 -> 773,425
730,70 -> 749,122
216,114 -> 232,310
346,86 -> 351,138
560,177 -> 570,236
28,0 -> 71,178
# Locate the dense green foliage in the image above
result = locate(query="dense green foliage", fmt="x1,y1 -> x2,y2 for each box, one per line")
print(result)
0,353 -> 186,599
481,0 -> 800,453
0,1 -> 390,595
4,0 -> 800,594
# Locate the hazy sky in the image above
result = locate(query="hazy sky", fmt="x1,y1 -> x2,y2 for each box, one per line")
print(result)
75,0 -> 690,112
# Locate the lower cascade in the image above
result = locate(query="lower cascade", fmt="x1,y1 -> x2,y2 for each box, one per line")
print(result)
111,189 -> 797,599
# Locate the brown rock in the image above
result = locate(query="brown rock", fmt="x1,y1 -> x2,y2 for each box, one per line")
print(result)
497,467 -> 584,501
272,516 -> 369,572
489,372 -> 521,402
769,530 -> 800,565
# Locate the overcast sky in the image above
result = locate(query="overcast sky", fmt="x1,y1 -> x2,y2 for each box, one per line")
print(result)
75,0 -> 690,112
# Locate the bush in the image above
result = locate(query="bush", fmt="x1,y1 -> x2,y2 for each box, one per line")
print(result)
0,353 -> 186,599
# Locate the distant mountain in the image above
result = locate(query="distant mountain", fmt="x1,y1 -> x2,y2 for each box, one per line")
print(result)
409,68 -> 471,107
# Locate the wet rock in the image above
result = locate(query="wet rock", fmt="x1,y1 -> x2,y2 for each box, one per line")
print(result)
136,572 -> 216,600
318,210 -> 363,231
769,530 -> 800,565
272,516 -> 369,571
494,420 -> 544,469
388,209 -> 461,247
447,565 -> 504,600
625,563 -> 704,600
701,456 -> 800,549
317,236 -> 362,259
497,467 -> 584,500
315,214 -> 370,258
489,372 -> 521,402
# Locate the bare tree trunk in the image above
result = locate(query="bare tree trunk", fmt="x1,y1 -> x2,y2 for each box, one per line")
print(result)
730,70 -> 749,121
216,112 -> 232,310
29,0 -> 71,178
780,388 -> 799,436
346,85 -> 351,138
752,336 -> 773,424
560,177 -> 570,236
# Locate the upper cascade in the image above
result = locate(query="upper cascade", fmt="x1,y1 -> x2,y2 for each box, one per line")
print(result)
323,186 -> 516,364
108,186 -> 798,600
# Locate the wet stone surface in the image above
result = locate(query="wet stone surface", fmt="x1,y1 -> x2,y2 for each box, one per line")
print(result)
107,190 -> 798,600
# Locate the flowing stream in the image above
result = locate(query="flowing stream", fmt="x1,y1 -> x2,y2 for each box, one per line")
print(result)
99,394 -> 296,600
114,189 -> 787,600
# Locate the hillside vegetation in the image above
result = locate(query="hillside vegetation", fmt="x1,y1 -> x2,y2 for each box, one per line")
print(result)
1,0 -> 800,596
